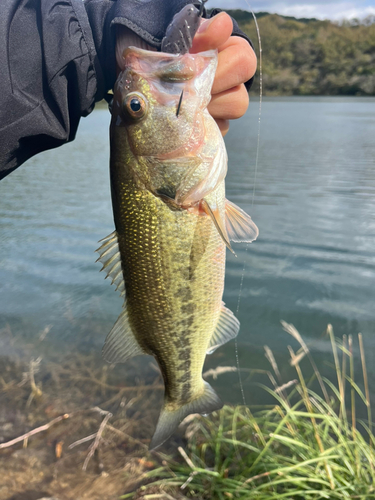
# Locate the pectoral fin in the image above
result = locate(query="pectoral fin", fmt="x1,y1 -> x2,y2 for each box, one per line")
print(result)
225,200 -> 259,243
102,306 -> 145,363
207,303 -> 240,354
201,199 -> 235,254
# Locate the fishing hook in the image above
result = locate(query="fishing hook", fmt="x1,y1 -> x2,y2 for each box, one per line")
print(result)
176,90 -> 184,117
198,0 -> 208,17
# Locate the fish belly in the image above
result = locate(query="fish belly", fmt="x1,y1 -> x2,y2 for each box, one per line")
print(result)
112,173 -> 225,410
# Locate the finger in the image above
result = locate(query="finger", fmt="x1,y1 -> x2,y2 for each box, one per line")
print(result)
212,37 -> 257,95
215,119 -> 230,137
208,85 -> 249,121
190,12 -> 233,53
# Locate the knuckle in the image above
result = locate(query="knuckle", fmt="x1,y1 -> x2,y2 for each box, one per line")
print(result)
230,85 -> 249,119
209,85 -> 249,120
231,39 -> 257,83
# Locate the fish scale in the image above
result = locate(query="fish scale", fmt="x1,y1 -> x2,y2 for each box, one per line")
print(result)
112,167 -> 225,409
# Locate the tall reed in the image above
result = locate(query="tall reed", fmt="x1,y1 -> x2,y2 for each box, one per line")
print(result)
134,324 -> 375,499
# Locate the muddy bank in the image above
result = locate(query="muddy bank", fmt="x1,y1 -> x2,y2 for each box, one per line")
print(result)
0,324 -> 189,500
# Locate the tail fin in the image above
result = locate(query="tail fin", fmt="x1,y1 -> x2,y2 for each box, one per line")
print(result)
150,382 -> 223,450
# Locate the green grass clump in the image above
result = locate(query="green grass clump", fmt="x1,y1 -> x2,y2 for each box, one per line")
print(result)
143,325 -> 375,499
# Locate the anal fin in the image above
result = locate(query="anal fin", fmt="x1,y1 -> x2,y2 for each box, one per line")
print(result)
207,302 -> 240,354
102,306 -> 144,363
225,199 -> 259,243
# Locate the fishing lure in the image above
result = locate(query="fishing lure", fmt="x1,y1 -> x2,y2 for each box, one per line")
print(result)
161,0 -> 208,54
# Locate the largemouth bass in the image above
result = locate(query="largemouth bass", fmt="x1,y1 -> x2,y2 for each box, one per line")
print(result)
97,44 -> 258,450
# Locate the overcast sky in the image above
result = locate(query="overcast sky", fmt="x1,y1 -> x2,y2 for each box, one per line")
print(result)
206,0 -> 375,20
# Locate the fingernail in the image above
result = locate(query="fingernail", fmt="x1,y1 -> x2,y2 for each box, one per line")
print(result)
197,17 -> 214,33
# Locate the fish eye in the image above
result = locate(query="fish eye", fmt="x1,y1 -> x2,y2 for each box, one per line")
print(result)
123,92 -> 147,120
130,98 -> 141,112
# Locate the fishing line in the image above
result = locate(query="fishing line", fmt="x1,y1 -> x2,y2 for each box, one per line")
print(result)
234,2 -> 263,406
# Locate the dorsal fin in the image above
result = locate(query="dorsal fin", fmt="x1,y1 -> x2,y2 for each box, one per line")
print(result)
95,231 -> 125,297
207,303 -> 240,354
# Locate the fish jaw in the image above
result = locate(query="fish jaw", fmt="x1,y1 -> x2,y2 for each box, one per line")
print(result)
111,55 -> 227,210
110,47 -> 222,197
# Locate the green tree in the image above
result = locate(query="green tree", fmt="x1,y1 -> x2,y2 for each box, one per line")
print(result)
224,11 -> 375,96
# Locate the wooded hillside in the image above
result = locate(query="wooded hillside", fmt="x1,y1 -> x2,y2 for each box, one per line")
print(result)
224,11 -> 375,96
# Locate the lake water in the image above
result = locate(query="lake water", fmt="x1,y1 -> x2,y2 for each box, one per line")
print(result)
1,96 -> 375,413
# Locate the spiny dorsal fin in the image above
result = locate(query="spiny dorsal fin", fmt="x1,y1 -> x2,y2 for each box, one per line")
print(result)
201,199 -> 235,254
207,302 -> 240,354
95,231 -> 125,296
225,199 -> 259,243
102,306 -> 144,363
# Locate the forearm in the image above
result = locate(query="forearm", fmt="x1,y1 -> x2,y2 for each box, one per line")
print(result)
0,1 -> 255,180
0,0 -> 102,180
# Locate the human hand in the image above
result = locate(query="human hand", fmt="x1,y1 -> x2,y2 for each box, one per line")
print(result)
191,12 -> 257,136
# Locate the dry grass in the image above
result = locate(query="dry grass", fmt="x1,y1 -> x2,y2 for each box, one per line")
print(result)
136,324 -> 375,499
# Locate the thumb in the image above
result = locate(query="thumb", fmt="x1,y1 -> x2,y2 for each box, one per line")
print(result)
190,12 -> 233,54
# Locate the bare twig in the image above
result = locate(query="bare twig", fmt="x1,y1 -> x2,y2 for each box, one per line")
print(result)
203,366 -> 237,380
91,406 -> 111,416
0,414 -> 69,450
144,495 -> 177,500
38,325 -> 53,341
275,379 -> 298,394
68,433 -> 97,449
245,470 -> 271,483
27,357 -> 43,407
181,470 -> 198,490
106,424 -> 149,450
82,409 -> 112,471
178,446 -> 195,470
17,357 -> 43,408
0,375 -> 15,391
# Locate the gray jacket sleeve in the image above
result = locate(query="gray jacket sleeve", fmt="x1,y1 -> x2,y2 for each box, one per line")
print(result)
0,0 -> 254,181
